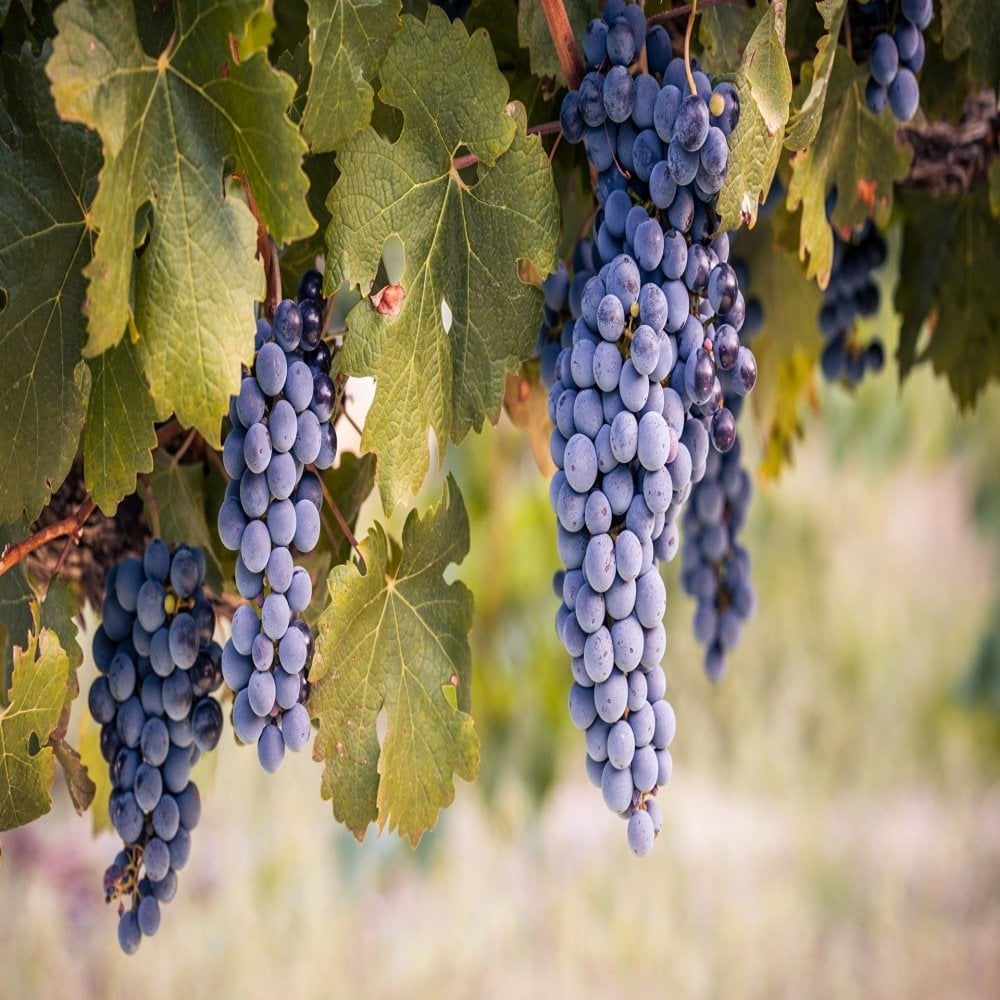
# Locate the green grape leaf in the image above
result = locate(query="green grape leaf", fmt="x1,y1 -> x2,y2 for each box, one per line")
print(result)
784,0 -> 846,150
147,452 -> 223,592
84,337 -> 157,516
311,474 -> 478,846
991,160 -> 1000,219
743,0 -> 792,138
698,2 -> 763,74
0,45 -> 99,524
0,629 -> 71,833
941,0 -> 1000,98
786,49 -> 911,289
37,580 -> 94,815
320,452 -> 377,567
325,10 -> 559,513
517,0 -> 596,80
716,4 -> 791,230
0,522 -> 33,703
47,0 -> 315,445
738,214 -> 824,477
896,189 -> 1000,408
301,0 -> 401,154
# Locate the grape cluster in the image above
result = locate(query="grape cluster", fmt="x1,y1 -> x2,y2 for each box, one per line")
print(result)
88,539 -> 223,954
681,395 -> 756,682
861,0 -> 932,122
552,2 -> 761,853
536,241 -> 597,388
549,256 -> 685,857
819,220 -> 887,385
217,269 -> 336,771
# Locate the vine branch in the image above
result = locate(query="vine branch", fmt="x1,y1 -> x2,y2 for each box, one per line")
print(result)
453,121 -> 563,171
234,172 -> 281,319
0,496 -> 97,578
319,476 -> 363,561
647,0 -> 733,26
539,0 -> 584,91
684,0 -> 699,95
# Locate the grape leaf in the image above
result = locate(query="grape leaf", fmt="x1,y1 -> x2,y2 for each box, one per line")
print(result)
84,337 -> 157,516
301,0 -> 401,154
311,474 -> 478,846
147,452 -> 223,593
47,0 -> 315,445
504,366 -> 556,476
784,0 -> 846,150
0,523 -> 33,703
941,0 -> 1000,99
325,10 -> 559,513
0,629 -> 71,833
896,189 -> 1000,408
737,215 -> 824,477
0,45 -> 98,524
991,161 -> 1000,219
786,49 -> 911,289
37,580 -> 94,815
517,0 -> 596,80
716,4 -> 791,230
698,2 -> 763,74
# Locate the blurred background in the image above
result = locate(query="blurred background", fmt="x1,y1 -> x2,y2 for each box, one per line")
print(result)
1,316 -> 999,998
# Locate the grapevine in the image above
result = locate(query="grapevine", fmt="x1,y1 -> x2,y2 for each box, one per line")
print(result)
0,0 -> 996,964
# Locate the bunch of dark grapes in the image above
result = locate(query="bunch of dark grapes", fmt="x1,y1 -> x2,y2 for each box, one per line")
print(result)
819,220 -> 887,385
553,0 -> 761,853
681,394 -> 756,682
217,269 -> 337,771
550,255 -> 680,856
537,241 -> 597,388
860,0 -> 932,121
88,539 -> 223,953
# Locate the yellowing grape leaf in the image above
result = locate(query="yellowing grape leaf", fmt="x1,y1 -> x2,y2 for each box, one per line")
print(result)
84,336 -> 157,516
786,49 -> 911,289
310,474 -> 478,846
0,629 -> 71,833
325,9 -> 559,513
47,0 -> 315,445
785,0 -> 846,150
0,45 -> 98,524
717,3 -> 791,230
37,580 -> 94,815
301,0 -> 401,154
896,189 -> 1000,408
737,214 -> 823,477
941,0 -> 1000,98
699,1 -> 763,74
0,522 -> 33,700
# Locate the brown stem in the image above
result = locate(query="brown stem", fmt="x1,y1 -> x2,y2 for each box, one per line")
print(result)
338,399 -> 365,439
0,497 -> 97,578
170,428 -> 198,468
539,0 -> 585,90
319,475 -> 363,559
156,417 -> 183,448
452,121 -> 563,173
234,172 -> 281,319
647,0 -> 733,27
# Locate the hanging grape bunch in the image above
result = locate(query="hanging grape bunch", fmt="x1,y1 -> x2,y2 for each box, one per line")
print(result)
87,540 -> 223,953
217,269 -> 338,772
551,0 -> 759,855
861,0 -> 933,122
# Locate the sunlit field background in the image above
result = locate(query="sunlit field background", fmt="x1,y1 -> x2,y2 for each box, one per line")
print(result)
2,350 -> 999,998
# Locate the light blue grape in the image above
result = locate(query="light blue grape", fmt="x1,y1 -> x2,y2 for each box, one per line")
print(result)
627,670 -> 647,713
255,341 -> 287,397
266,546 -> 294,593
594,668 -> 628,723
573,388 -> 604,439
637,411 -> 670,471
574,583 -> 606,634
258,723 -> 285,772
627,808 -> 655,856
283,703 -> 311,753
563,434 -> 598,493
585,490 -> 612,535
607,719 -> 636,769
233,688 -> 267,744
611,614 -> 644,672
585,719 -> 610,762
619,360 -> 649,412
569,682 -> 598,730
248,670 -> 276,717
266,451 -> 297,501
284,360 -> 313,412
293,499 -> 320,552
628,701 -> 656,748
610,410 -> 637,464
652,699 -> 677,749
570,338 -> 597,388
583,626 -> 615,683
262,592 -> 291,640
601,760 -> 634,813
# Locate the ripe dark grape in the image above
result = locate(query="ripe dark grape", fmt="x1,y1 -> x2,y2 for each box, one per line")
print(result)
862,3 -> 930,121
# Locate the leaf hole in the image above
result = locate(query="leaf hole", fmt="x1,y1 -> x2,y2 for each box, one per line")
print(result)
379,234 -> 405,286
440,297 -> 453,334
0,287 -> 7,314
453,146 -> 478,186
27,731 -> 41,757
